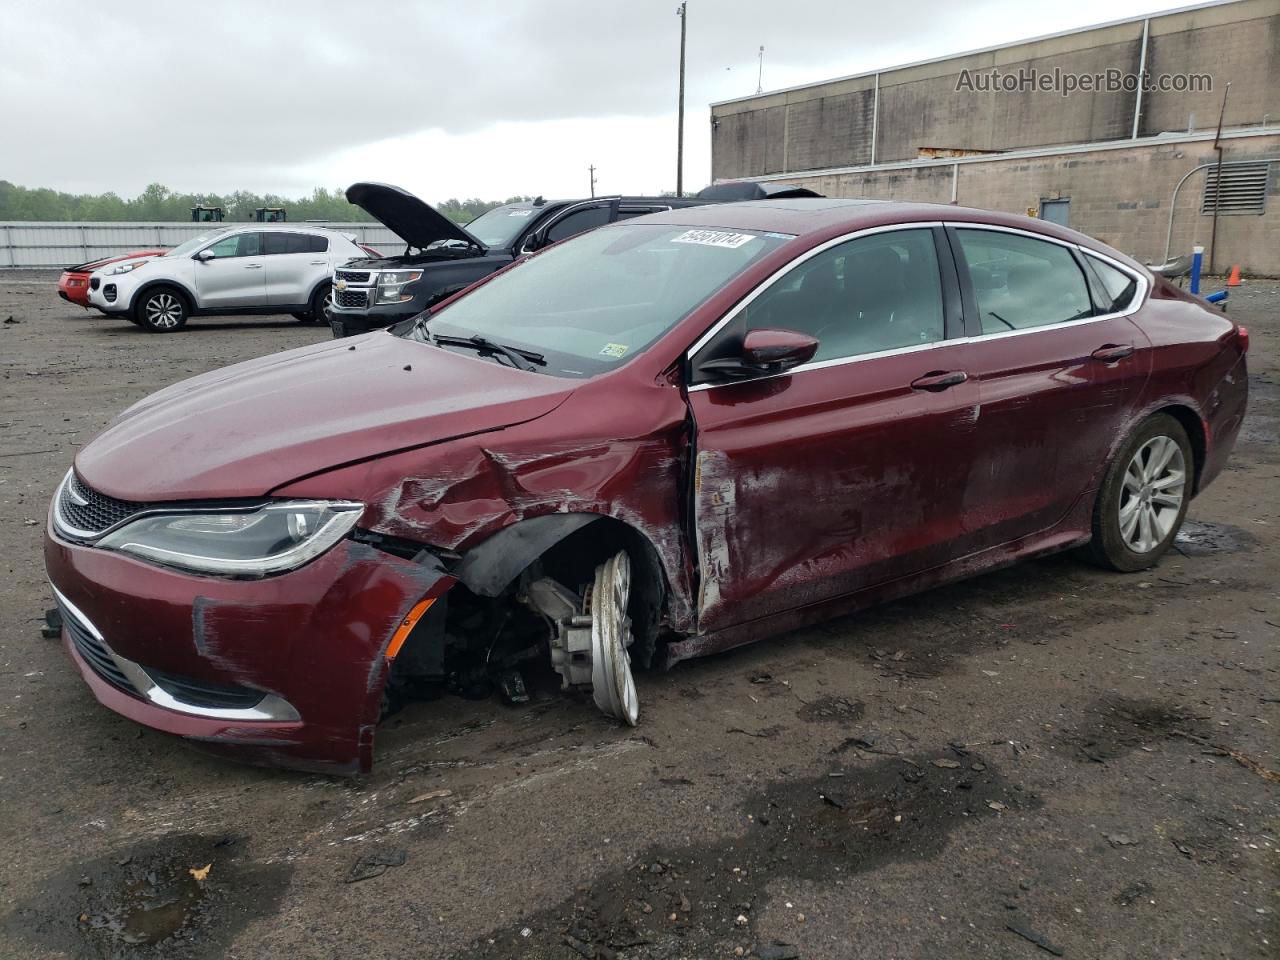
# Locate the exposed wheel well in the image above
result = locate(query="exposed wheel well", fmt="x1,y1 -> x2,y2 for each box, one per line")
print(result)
133,282 -> 194,317
1152,404 -> 1206,494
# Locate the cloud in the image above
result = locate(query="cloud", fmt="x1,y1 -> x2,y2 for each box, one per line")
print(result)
2,0 -> 1180,200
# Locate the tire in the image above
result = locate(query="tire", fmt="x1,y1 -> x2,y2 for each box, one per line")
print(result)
1086,413 -> 1194,572
134,287 -> 189,332
297,283 -> 331,324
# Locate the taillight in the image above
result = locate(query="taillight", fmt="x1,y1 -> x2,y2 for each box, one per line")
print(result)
1236,325 -> 1249,354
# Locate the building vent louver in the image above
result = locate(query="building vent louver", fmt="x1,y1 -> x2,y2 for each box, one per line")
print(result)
1201,162 -> 1271,215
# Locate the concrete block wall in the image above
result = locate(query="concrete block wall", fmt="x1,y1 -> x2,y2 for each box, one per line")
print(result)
711,0 -> 1280,180
765,133 -> 1280,276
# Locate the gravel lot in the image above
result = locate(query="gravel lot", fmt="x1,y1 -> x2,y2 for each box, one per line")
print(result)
0,272 -> 1276,960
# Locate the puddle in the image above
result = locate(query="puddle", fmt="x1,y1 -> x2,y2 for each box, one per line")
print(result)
4,834 -> 291,958
455,752 -> 1035,959
1173,520 -> 1257,557
1062,697 -> 1210,763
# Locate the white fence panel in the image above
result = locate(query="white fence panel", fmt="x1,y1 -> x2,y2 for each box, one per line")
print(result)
0,222 -> 403,267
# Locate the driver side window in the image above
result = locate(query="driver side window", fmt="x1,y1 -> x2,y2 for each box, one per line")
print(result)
739,228 -> 945,362
204,233 -> 261,258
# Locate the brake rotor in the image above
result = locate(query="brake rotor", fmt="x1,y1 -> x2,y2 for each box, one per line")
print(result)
588,550 -> 639,726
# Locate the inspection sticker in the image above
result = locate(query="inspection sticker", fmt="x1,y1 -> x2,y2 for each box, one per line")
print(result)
507,209 -> 535,217
599,342 -> 629,358
670,229 -> 756,249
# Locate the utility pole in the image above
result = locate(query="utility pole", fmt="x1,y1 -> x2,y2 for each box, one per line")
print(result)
676,1 -> 687,197
588,164 -> 597,198
756,45 -> 764,94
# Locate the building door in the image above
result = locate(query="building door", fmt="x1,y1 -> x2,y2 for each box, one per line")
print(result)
1039,199 -> 1070,226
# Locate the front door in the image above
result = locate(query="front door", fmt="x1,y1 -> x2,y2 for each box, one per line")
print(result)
687,226 -> 978,633
948,226 -> 1152,550
194,231 -> 265,308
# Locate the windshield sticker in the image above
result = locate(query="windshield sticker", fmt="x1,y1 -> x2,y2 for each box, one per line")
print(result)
599,342 -> 629,359
507,209 -> 535,217
762,231 -> 796,240
671,229 -> 756,249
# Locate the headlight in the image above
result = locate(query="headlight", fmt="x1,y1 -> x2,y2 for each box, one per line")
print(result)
105,260 -> 148,276
376,270 -> 422,304
96,500 -> 363,577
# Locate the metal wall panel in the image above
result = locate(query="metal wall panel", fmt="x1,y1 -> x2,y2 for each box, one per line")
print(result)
0,222 -> 404,267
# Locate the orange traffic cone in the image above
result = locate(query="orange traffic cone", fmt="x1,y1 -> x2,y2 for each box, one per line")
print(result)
1227,265 -> 1242,286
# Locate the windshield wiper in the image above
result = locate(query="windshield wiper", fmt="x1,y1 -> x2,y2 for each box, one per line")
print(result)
430,333 -> 545,372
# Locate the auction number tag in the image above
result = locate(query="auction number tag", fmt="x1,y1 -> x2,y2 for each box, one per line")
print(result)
508,210 -> 535,217
671,230 -> 756,249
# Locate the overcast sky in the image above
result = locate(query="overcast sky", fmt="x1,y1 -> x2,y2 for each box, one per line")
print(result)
4,0 -> 1186,204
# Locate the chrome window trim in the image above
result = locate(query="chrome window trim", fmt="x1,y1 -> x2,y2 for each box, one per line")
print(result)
685,220 -> 1148,393
686,221 -> 944,361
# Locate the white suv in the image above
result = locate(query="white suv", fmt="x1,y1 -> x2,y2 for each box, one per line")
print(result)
86,225 -> 366,332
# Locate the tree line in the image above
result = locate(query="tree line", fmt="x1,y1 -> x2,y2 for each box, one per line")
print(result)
0,181 -> 529,225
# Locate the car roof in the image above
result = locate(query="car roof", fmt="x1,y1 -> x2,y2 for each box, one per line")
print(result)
634,197 -> 1137,267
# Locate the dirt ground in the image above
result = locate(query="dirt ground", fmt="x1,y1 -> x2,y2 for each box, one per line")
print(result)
0,272 -> 1276,960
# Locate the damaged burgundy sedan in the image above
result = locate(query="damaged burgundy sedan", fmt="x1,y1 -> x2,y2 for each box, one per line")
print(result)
45,199 -> 1248,773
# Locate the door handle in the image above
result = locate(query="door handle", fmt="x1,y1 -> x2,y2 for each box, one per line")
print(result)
310,260 -> 326,265
1091,344 -> 1134,363
244,263 -> 263,269
911,370 -> 968,392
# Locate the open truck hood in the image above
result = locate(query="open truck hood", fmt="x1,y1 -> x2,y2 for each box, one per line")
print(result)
75,334 -> 574,501
346,182 -> 486,252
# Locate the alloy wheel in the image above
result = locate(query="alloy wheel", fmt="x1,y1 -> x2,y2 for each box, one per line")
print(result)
1118,434 -> 1186,554
145,293 -> 183,329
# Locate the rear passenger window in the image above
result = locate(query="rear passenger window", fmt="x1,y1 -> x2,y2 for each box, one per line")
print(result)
738,228 -> 945,362
263,232 -> 288,255
307,234 -> 328,253
1084,255 -> 1138,313
955,230 -> 1093,334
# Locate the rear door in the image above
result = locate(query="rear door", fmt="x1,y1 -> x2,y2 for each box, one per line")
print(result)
948,225 -> 1152,550
687,225 -> 979,632
263,232 -> 329,305
193,231 -> 266,308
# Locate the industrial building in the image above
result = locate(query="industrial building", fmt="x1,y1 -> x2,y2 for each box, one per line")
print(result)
710,0 -> 1280,275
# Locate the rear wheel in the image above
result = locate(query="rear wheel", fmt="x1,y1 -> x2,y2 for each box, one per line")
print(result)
1087,413 -> 1193,571
296,283 -> 332,324
135,287 -> 188,332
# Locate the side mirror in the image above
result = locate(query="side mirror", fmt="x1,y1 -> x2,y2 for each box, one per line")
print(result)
195,249 -> 216,261
697,327 -> 819,380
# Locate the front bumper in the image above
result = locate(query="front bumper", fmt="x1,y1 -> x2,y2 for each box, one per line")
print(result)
328,301 -> 420,338
45,525 -> 453,774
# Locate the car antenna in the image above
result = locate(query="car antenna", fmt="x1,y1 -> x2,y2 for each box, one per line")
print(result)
533,196 -> 546,207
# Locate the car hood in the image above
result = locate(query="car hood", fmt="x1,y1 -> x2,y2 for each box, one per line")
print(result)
75,334 -> 576,501
346,182 -> 486,252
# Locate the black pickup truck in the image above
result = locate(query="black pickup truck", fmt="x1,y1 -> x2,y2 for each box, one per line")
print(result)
327,180 -> 817,337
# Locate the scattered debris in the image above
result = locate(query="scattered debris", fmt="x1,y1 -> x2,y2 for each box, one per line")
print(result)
188,864 -> 211,882
407,789 -> 453,804
931,758 -> 961,769
832,733 -> 898,756
796,695 -> 865,724
1104,833 -> 1139,847
1170,839 -> 1194,859
40,608 -> 61,639
1006,921 -> 1065,956
344,849 -> 408,883
727,726 -> 783,739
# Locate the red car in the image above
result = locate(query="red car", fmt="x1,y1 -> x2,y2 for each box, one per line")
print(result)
58,251 -> 166,307
44,200 -> 1248,773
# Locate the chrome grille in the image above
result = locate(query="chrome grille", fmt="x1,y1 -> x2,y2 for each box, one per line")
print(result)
335,270 -> 371,284
56,472 -> 150,539
335,289 -> 367,308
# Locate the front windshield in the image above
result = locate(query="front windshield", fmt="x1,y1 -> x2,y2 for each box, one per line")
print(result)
464,204 -> 540,248
409,222 -> 791,378
166,229 -> 229,257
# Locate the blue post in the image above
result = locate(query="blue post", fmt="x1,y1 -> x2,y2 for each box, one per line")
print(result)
1190,245 -> 1204,295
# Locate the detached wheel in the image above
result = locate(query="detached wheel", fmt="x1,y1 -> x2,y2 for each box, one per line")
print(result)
135,287 -> 188,332
297,283 -> 332,324
1087,413 -> 1194,571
